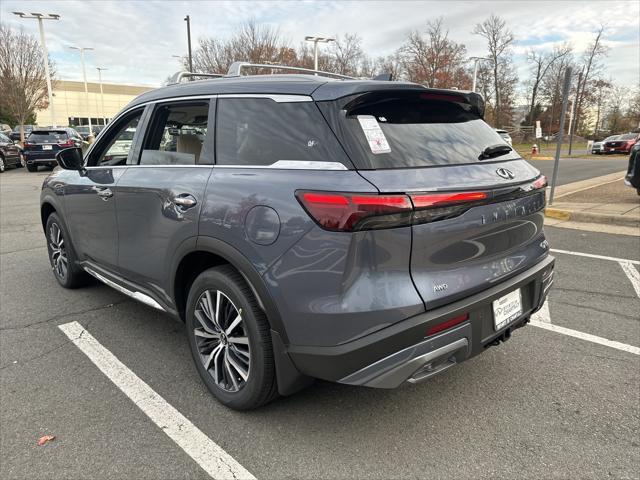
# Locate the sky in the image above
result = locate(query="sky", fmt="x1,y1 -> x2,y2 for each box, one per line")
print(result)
1,0 -> 638,98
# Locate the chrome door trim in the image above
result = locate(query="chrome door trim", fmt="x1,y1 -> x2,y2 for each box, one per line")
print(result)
217,94 -> 312,102
83,265 -> 165,311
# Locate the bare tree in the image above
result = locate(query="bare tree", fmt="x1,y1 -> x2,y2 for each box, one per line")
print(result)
0,24 -> 54,141
473,15 -> 516,127
590,78 -> 612,136
331,34 -> 364,76
401,18 -> 469,88
374,53 -> 405,80
573,26 -> 609,134
525,43 -> 571,126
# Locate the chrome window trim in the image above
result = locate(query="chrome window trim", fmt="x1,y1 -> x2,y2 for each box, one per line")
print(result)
84,164 -> 213,170
217,94 -> 312,103
214,161 -> 348,170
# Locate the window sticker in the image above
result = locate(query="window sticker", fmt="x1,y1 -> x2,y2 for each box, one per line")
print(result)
357,115 -> 391,154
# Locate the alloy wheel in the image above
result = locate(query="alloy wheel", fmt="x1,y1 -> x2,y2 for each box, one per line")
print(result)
49,223 -> 68,280
0,157 -> 5,172
193,289 -> 250,392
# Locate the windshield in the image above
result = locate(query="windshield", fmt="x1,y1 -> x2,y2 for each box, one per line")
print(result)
0,133 -> 10,143
28,131 -> 68,143
323,91 -> 518,169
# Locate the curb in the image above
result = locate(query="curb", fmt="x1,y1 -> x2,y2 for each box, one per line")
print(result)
545,208 -> 640,228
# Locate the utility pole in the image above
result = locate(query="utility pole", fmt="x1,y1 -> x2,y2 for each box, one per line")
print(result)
12,12 -> 60,129
568,68 -> 583,155
69,46 -> 94,132
184,15 -> 193,72
96,67 -> 107,125
470,57 -> 492,93
549,67 -> 572,205
304,36 -> 335,72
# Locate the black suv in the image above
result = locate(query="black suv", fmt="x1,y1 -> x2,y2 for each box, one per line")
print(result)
42,63 -> 554,410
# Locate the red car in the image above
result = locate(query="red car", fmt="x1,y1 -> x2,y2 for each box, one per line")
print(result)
604,133 -> 639,154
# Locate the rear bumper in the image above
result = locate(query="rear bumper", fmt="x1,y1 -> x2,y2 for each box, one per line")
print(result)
288,255 -> 555,387
25,152 -> 58,164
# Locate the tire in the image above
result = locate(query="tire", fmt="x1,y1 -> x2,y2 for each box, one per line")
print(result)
26,163 -> 37,172
0,155 -> 5,173
45,213 -> 91,288
185,265 -> 278,410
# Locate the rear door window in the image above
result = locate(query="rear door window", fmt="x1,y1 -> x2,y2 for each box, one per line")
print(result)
139,101 -> 211,165
216,98 -> 350,168
322,91 -> 520,169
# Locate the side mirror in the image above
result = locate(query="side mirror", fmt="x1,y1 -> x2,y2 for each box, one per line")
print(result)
56,147 -> 84,171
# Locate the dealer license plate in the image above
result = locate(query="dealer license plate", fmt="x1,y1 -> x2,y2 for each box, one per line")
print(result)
492,289 -> 522,330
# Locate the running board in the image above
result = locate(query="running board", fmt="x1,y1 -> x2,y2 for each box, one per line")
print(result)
83,266 -> 165,311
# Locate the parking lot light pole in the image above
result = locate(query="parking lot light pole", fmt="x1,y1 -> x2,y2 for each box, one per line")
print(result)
184,16 -> 193,73
96,67 -> 107,125
304,36 -> 335,72
69,46 -> 94,131
470,57 -> 492,93
12,12 -> 60,128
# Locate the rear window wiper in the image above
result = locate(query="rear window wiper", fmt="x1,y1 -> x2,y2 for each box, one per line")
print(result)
479,144 -> 512,160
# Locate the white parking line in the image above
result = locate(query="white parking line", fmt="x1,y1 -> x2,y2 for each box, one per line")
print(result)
619,261 -> 640,299
550,248 -> 640,265
58,321 -> 256,480
530,321 -> 640,356
531,300 -> 550,323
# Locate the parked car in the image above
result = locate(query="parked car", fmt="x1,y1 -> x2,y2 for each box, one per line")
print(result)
624,140 -> 640,195
0,132 -> 23,172
74,125 -> 103,141
591,135 -> 618,154
23,128 -> 83,172
495,129 -> 512,146
604,133 -> 639,154
10,124 -> 36,142
42,66 -> 554,410
0,124 -> 12,136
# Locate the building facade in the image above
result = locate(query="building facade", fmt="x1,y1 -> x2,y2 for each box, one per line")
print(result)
36,80 -> 153,127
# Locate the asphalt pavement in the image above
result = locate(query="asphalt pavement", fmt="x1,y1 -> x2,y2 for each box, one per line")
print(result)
1,167 -> 639,480
528,156 -> 629,185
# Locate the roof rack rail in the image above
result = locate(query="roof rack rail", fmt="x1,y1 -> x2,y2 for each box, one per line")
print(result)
226,62 -> 357,80
168,71 -> 224,85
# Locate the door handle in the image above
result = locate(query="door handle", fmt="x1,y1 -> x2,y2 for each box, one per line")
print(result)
94,187 -> 113,200
172,194 -> 197,209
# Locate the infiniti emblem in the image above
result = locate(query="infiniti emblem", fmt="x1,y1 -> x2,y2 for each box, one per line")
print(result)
496,168 -> 515,180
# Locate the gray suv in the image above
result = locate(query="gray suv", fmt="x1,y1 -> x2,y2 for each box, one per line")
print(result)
41,63 -> 555,410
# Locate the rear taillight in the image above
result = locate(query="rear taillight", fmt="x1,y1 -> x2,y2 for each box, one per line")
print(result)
59,140 -> 74,147
296,192 -> 412,232
410,191 -> 487,208
426,313 -> 469,336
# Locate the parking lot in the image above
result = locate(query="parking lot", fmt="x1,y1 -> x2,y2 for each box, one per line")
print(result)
1,167 -> 639,479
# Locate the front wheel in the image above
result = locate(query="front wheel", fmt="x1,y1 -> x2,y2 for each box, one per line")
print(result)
185,265 -> 277,410
26,163 -> 37,172
45,213 -> 91,288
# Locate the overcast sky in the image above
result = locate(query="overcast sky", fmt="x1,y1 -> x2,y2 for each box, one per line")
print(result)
2,0 -> 638,97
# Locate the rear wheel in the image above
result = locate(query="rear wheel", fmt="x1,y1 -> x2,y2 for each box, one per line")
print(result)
26,163 -> 37,172
185,265 -> 277,410
45,213 -> 91,288
0,155 -> 5,173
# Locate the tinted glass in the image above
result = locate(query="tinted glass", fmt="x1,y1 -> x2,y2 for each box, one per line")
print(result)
89,110 -> 142,166
28,131 -> 68,143
0,133 -> 10,143
140,101 -> 209,165
216,98 -> 349,167
326,91 -> 519,169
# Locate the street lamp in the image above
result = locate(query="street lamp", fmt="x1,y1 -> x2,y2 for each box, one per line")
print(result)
69,46 -> 94,131
12,12 -> 60,128
96,67 -> 107,125
304,36 -> 334,72
184,16 -> 193,72
470,56 -> 492,93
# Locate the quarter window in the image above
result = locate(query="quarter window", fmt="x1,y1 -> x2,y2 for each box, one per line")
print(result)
215,98 -> 349,167
139,101 -> 210,165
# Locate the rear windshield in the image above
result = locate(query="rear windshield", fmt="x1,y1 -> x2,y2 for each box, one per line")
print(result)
322,91 -> 519,169
28,131 -> 68,143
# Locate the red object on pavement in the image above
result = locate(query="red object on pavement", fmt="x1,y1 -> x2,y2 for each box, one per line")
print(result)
37,435 -> 55,446
532,144 -> 539,155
